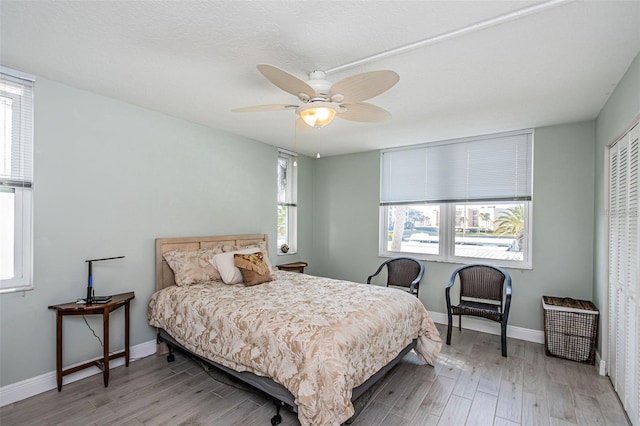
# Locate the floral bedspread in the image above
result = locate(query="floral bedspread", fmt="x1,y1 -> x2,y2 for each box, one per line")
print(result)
147,270 -> 442,426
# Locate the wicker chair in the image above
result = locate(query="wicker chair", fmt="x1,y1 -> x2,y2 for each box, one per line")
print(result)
367,257 -> 424,297
445,264 -> 512,357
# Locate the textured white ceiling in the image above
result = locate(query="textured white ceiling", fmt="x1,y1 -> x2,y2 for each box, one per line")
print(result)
1,0 -> 639,157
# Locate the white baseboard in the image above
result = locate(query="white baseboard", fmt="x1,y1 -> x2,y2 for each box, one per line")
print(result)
428,311 -> 545,344
0,339 -> 157,407
596,350 -> 606,376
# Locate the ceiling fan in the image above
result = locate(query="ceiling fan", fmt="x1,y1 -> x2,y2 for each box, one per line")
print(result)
232,64 -> 400,129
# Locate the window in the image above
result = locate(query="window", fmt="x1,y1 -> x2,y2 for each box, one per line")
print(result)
277,150 -> 297,254
1,66 -> 35,293
380,130 -> 533,268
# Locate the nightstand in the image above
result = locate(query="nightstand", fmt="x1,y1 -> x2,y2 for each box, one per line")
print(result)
277,261 -> 308,273
48,291 -> 135,391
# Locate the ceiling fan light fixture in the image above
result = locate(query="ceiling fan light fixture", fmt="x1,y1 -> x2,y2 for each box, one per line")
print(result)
298,102 -> 337,128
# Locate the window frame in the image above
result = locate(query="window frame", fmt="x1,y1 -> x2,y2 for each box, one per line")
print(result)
1,66 -> 35,293
379,201 -> 532,269
277,150 -> 298,255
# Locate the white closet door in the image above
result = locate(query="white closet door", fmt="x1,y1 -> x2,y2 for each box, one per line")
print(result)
608,121 -> 639,426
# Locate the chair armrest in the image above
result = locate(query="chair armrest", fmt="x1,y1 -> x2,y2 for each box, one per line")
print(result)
502,274 -> 512,319
412,261 -> 425,286
366,262 -> 387,284
445,276 -> 456,289
445,277 -> 454,309
446,264 -> 467,289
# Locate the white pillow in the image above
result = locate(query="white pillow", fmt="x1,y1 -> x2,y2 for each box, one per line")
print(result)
212,247 -> 261,284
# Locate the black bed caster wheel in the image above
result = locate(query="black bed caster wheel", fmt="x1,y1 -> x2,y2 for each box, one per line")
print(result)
270,414 -> 282,425
166,353 -> 175,363
271,401 -> 284,425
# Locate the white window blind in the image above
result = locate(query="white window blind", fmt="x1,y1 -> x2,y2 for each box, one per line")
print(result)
1,66 -> 34,189
381,130 -> 533,204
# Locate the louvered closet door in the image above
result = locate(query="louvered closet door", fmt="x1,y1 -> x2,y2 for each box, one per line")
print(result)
608,121 -> 639,426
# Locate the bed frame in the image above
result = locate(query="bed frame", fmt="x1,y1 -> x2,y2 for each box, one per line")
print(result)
154,234 -> 415,424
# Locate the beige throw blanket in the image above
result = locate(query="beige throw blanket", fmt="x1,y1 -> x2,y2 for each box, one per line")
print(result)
148,270 -> 442,425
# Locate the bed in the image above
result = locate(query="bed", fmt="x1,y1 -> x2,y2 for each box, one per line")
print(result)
148,234 -> 442,425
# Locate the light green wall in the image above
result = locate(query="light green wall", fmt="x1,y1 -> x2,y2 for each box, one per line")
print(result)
593,52 -> 640,350
307,151 -> 381,279
0,77 -> 313,386
310,121 -> 596,331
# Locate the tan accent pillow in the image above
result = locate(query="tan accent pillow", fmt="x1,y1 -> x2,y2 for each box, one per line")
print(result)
163,248 -> 222,286
233,252 -> 272,286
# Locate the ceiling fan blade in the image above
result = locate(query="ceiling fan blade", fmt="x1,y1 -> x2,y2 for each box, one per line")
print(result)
330,70 -> 399,103
257,64 -> 316,99
338,102 -> 392,123
232,104 -> 298,112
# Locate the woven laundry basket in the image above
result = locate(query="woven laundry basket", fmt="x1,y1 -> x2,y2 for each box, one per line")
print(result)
542,296 -> 598,364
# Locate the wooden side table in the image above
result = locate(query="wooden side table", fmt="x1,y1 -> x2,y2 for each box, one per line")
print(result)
277,261 -> 308,273
48,291 -> 135,391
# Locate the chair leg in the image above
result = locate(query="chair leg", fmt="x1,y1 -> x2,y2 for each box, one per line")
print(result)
446,311 -> 452,345
501,321 -> 508,357
458,315 -> 462,331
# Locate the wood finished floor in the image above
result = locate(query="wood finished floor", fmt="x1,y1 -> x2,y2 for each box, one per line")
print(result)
0,324 -> 630,426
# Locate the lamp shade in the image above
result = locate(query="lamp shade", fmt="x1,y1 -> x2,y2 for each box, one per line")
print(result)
298,102 -> 337,128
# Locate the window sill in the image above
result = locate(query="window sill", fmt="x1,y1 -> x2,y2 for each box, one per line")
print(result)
379,252 -> 532,270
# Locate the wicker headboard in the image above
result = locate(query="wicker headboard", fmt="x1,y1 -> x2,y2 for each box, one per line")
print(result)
155,234 -> 269,292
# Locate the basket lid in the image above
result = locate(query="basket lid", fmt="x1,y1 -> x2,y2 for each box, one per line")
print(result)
542,296 -> 598,314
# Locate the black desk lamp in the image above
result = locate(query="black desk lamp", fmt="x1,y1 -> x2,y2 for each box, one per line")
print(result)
86,256 -> 124,305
